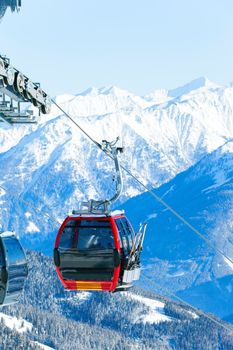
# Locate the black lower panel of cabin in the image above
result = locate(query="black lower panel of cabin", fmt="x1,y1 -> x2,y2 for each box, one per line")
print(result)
59,249 -> 115,281
61,268 -> 114,281
59,250 -> 115,268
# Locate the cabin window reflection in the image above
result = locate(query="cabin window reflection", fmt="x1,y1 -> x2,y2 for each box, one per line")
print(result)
115,218 -> 134,253
59,221 -> 77,249
59,220 -> 114,251
78,228 -> 114,250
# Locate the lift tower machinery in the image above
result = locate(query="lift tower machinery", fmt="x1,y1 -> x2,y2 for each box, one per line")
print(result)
0,1 -> 21,21
0,55 -> 51,124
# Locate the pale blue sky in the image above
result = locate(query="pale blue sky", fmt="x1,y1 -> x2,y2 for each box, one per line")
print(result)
1,0 -> 233,96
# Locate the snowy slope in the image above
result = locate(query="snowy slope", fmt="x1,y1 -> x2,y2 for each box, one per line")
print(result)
0,312 -> 33,333
1,78 -> 233,252
126,293 -> 172,324
2,250 -> 231,350
34,343 -> 55,350
123,140 -> 233,319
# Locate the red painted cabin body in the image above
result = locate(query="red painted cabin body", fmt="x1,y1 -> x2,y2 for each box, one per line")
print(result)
54,211 -> 136,292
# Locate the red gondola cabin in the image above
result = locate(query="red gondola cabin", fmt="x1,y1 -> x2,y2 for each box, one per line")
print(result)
54,211 -> 141,292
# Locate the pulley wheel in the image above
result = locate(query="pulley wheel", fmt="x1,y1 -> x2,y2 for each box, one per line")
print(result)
23,80 -> 33,100
4,66 -> 15,86
14,71 -> 25,95
41,97 -> 52,114
33,87 -> 43,107
0,59 -> 5,87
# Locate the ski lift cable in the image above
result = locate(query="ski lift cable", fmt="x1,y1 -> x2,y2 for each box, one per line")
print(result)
51,99 -> 233,267
52,99 -> 101,148
140,272 -> 233,335
119,164 -> 233,265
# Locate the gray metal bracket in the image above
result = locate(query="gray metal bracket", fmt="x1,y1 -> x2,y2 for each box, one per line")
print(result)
0,55 -> 51,124
74,137 -> 124,214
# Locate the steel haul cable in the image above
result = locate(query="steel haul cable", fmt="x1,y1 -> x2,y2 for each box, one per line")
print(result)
51,98 -> 233,267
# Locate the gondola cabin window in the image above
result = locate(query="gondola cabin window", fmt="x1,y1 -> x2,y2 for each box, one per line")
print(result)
115,218 -> 134,254
59,220 -> 114,251
59,221 -> 76,249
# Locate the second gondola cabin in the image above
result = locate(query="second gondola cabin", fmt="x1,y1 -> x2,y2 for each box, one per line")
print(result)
54,210 -> 141,292
0,231 -> 28,305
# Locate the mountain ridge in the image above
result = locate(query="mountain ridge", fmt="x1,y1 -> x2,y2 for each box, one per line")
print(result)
122,139 -> 233,319
1,78 -> 233,248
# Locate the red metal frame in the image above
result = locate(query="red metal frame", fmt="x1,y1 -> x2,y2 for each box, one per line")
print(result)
54,213 -> 125,292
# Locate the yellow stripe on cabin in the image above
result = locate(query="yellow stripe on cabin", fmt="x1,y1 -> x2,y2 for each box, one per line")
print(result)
76,281 -> 103,290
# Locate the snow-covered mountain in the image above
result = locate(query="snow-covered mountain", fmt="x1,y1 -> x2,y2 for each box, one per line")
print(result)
1,78 -> 233,252
123,140 -> 233,319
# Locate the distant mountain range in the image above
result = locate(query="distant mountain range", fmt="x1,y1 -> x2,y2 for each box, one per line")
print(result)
1,78 -> 233,321
1,78 -> 233,241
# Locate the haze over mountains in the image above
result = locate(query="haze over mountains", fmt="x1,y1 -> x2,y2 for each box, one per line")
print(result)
0,77 -> 233,320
